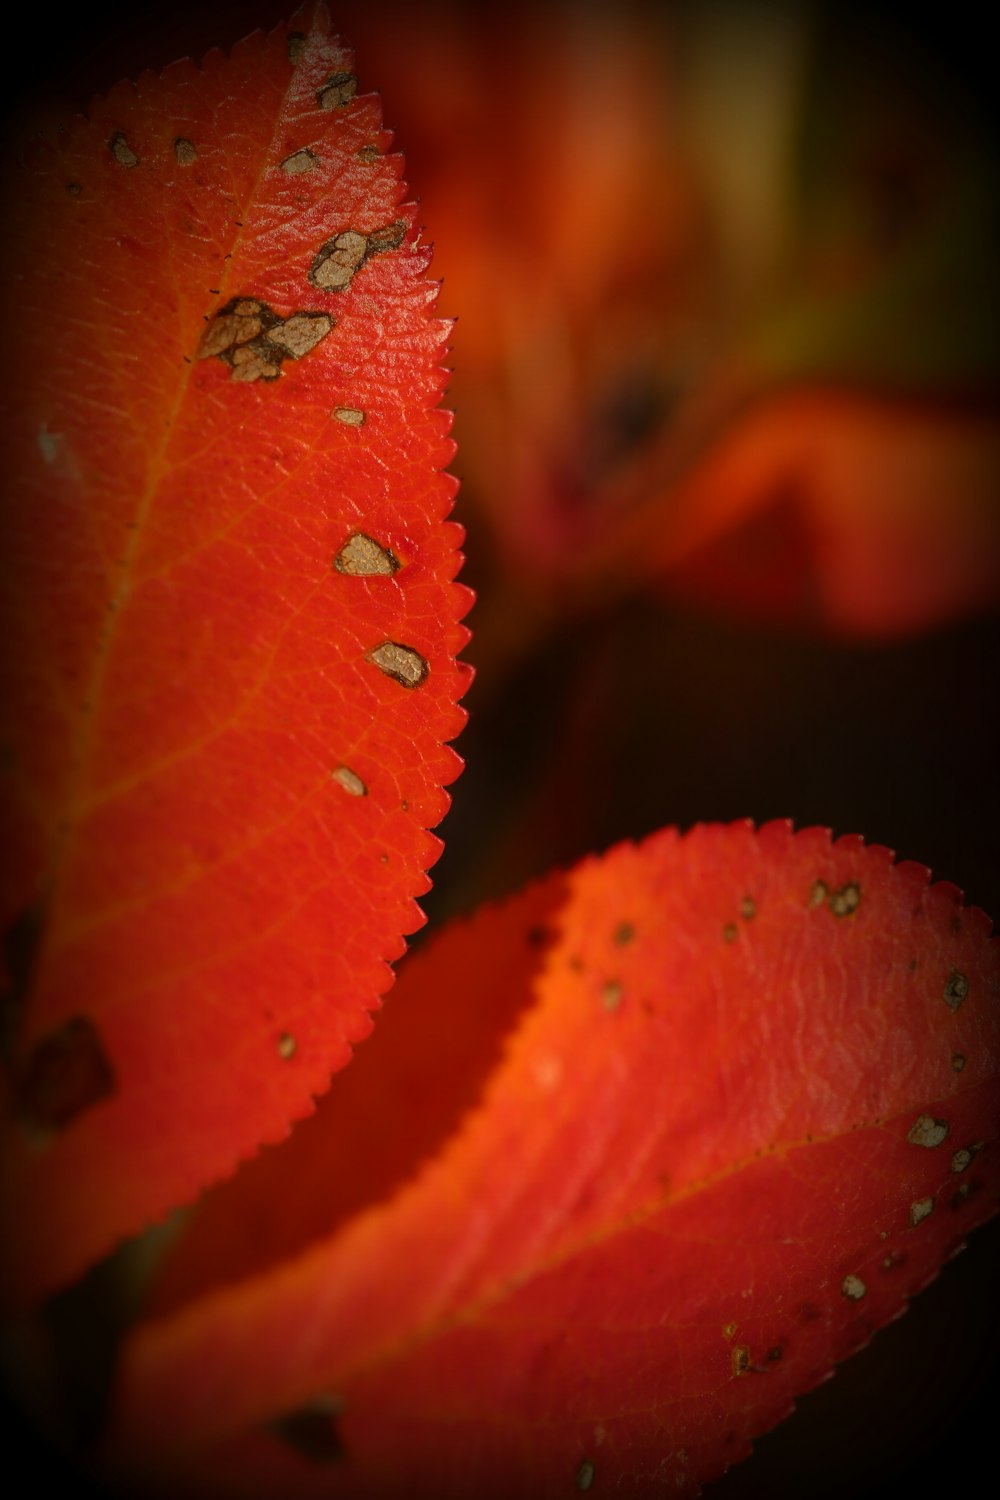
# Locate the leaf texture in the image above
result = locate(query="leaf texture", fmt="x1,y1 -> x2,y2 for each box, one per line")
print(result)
0,4 -> 470,1310
103,821 -> 999,1497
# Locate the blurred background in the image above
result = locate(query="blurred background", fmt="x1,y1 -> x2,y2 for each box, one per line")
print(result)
7,1 -> 999,1495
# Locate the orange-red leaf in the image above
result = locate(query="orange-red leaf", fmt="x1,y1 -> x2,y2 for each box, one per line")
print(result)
0,4 -> 469,1311
103,822 -> 999,1497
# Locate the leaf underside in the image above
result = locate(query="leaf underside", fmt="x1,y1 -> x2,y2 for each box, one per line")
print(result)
0,4 -> 470,1310
104,821 -> 998,1498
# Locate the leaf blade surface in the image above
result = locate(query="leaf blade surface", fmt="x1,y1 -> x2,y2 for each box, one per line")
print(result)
0,6 -> 470,1309
105,821 -> 999,1495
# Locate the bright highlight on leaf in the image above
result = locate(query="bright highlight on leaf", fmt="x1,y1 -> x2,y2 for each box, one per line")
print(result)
0,5 -> 470,1311
104,822 -> 998,1498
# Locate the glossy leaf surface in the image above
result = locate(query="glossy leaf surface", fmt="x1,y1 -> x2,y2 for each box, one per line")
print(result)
105,822 -> 999,1497
0,4 -> 469,1310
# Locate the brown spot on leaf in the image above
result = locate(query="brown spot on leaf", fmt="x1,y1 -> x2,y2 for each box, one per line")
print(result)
907,1113 -> 949,1148
334,533 -> 398,577
277,1033 -> 296,1060
841,1274 -> 867,1301
951,1147 -> 973,1173
829,881 -> 861,917
722,922 -> 738,943
331,766 -> 367,798
18,1016 -> 114,1135
909,1195 -> 935,1226
317,72 -> 357,109
309,221 -> 406,292
809,879 -> 828,908
280,147 -> 319,175
766,1346 -> 783,1363
230,346 -> 282,383
333,406 -> 365,426
722,1322 -> 738,1340
267,313 -> 331,358
66,181 -> 82,195
951,1052 -> 966,1072
943,970 -> 969,1012
731,1344 -> 751,1375
951,1181 -> 973,1208
109,131 -> 138,167
270,1396 -> 344,1463
173,138 -> 197,165
198,297 -> 333,381
367,642 -> 428,688
356,144 -> 381,162
612,920 -> 635,946
287,31 -> 306,63
740,895 -> 756,920
198,301 -> 263,359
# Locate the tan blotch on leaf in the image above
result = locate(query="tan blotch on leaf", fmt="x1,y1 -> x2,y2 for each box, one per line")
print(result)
333,406 -> 365,426
317,72 -> 357,109
829,882 -> 861,917
909,1196 -> 935,1226
173,138 -> 197,165
367,641 -> 428,689
230,347 -> 280,383
268,313 -> 332,358
280,148 -> 319,175
335,533 -> 398,577
907,1113 -> 949,1148
198,302 -> 263,360
310,230 -> 369,291
331,766 -> 367,798
110,131 -> 138,167
840,1274 -> 867,1301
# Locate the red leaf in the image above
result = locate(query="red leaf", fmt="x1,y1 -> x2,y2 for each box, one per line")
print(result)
103,822 -> 999,1497
0,5 -> 470,1310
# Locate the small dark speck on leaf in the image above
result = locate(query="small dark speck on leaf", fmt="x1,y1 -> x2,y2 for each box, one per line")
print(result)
951,1052 -> 966,1072
173,138 -> 197,165
2,899 -> 46,1055
17,1016 -> 114,1136
613,920 -> 635,946
722,922 -> 738,943
270,1396 -> 344,1464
